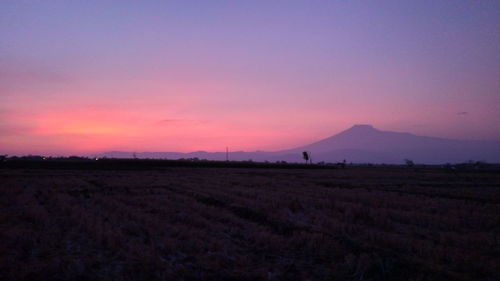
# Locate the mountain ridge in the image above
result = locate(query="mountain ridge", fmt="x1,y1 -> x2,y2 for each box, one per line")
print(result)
96,125 -> 500,164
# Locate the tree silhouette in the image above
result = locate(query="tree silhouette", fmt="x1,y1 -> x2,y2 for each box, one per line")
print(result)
404,159 -> 414,167
302,151 -> 311,164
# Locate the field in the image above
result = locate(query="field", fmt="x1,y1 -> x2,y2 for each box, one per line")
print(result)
1,164 -> 499,281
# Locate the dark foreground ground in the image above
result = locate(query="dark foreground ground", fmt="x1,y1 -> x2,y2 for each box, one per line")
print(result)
1,165 -> 499,281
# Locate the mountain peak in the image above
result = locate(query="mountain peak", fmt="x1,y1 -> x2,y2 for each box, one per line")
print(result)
347,124 -> 377,132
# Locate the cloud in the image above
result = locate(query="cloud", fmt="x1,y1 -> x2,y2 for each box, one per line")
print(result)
0,123 -> 35,136
0,69 -> 69,84
156,119 -> 203,126
157,119 -> 185,124
0,58 -> 72,94
457,111 -> 468,115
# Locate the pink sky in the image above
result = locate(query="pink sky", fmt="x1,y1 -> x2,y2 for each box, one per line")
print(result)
1,1 -> 499,156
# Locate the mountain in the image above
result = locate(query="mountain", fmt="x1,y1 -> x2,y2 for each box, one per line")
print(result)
96,150 -> 275,162
279,124 -> 500,164
96,125 -> 500,164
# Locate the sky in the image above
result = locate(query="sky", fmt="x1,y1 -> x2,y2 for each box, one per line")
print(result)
1,0 -> 500,156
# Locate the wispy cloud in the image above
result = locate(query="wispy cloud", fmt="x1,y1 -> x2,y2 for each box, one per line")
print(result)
0,123 -> 35,136
0,58 -> 71,85
156,119 -> 203,126
457,111 -> 468,116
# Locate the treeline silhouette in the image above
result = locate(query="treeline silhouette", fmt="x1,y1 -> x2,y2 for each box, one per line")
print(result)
0,156 -> 336,170
1,155 -> 498,171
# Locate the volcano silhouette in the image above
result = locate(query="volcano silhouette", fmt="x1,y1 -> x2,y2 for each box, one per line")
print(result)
279,124 -> 500,163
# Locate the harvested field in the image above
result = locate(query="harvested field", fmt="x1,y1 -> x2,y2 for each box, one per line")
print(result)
1,166 -> 499,280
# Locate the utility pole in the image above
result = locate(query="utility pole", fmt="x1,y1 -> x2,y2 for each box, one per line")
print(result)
226,147 -> 229,161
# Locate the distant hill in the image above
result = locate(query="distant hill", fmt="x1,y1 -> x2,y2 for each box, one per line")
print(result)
97,125 -> 500,164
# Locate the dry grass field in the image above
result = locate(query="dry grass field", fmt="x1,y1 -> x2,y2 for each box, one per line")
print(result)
1,166 -> 499,281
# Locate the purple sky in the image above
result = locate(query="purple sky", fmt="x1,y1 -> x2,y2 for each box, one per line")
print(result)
1,0 -> 500,155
